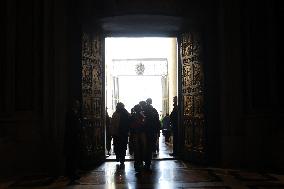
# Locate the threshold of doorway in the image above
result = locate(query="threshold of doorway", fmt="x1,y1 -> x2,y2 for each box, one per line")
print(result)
105,157 -> 178,162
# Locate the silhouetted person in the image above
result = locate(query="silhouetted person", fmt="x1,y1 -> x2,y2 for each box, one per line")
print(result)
129,104 -> 146,172
128,108 -> 135,156
64,99 -> 82,184
106,108 -> 111,155
111,102 -> 130,167
169,96 -> 178,156
139,99 -> 160,171
162,113 -> 171,143
146,98 -> 161,157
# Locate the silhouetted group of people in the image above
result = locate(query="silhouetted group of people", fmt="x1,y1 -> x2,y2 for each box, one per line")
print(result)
108,98 -> 161,172
64,96 -> 178,184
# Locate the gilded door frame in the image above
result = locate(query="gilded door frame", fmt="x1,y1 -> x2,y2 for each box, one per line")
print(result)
177,31 -> 207,164
81,30 -> 106,168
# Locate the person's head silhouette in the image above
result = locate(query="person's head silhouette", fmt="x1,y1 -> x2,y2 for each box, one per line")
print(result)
146,98 -> 152,105
139,101 -> 147,109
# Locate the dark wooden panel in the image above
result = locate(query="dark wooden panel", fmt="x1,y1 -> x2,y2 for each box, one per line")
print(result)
14,0 -> 34,111
275,1 -> 284,109
242,0 -> 276,111
249,1 -> 270,109
0,1 -> 7,114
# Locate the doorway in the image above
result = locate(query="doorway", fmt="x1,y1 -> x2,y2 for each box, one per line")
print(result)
104,37 -> 178,160
80,31 -> 206,167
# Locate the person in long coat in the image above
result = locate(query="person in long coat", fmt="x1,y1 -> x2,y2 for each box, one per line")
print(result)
111,102 -> 130,167
129,104 -> 146,172
169,96 -> 178,156
105,109 -> 112,155
139,99 -> 160,171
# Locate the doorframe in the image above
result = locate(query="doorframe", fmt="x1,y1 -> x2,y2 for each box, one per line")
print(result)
98,17 -> 209,164
103,36 -> 176,158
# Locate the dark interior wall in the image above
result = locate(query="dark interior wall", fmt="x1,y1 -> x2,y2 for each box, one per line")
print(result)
219,0 -> 284,172
218,0 -> 244,169
0,0 -> 72,177
67,0 -> 83,101
83,0 -> 181,17
241,0 -> 284,172
202,1 -> 222,166
0,0 -> 44,177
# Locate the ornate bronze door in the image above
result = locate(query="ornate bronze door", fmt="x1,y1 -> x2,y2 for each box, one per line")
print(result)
81,32 -> 105,168
179,32 -> 206,163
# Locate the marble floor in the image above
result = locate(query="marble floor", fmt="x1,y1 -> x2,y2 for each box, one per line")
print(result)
1,135 -> 284,189
106,132 -> 174,161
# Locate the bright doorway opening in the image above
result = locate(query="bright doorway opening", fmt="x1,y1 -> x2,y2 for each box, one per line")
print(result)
105,37 -> 178,160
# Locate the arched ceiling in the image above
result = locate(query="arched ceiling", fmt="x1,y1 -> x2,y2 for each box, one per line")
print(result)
99,14 -> 184,36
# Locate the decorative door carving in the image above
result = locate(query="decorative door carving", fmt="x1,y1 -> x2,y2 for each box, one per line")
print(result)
81,32 -> 105,167
180,32 -> 206,163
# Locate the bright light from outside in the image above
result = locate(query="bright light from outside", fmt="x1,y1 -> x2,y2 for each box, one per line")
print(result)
105,37 -> 175,115
119,76 -> 162,113
106,37 -> 172,59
